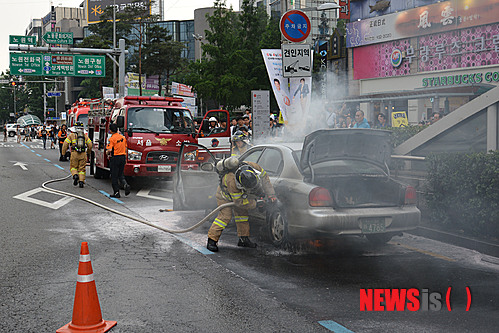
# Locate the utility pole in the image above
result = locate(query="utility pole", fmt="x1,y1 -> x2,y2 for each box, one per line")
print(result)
43,83 -> 46,123
113,0 -> 117,96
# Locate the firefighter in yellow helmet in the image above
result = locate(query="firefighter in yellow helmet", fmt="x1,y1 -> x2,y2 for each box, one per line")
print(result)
62,122 -> 92,188
207,157 -> 277,252
231,130 -> 251,157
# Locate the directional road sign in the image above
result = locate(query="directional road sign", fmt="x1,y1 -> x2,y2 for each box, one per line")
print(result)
280,10 -> 311,43
10,53 -> 105,77
74,55 -> 105,77
10,35 -> 37,46
10,53 -> 43,75
42,32 -> 73,45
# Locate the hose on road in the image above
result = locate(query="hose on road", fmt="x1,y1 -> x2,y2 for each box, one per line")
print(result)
41,174 -> 234,234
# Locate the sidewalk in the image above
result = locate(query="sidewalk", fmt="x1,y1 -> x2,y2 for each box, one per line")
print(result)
408,218 -> 499,259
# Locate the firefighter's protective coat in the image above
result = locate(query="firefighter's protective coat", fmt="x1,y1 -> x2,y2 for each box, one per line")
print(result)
208,161 -> 275,242
62,132 -> 92,182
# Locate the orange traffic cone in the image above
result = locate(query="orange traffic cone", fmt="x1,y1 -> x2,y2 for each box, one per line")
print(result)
57,242 -> 117,333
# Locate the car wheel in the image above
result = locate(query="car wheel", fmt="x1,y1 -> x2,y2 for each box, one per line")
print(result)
9,132 -> 15,137
268,209 -> 290,248
366,233 -> 393,245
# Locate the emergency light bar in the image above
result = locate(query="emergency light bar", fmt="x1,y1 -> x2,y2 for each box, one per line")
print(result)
124,96 -> 184,103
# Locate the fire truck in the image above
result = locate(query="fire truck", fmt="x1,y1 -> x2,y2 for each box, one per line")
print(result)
88,96 -> 232,179
68,98 -> 99,129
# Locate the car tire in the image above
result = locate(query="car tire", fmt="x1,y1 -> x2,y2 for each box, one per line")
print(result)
366,233 -> 394,245
8,132 -> 15,137
268,208 -> 290,248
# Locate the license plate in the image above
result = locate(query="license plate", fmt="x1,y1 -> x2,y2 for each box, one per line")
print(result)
361,218 -> 386,234
157,165 -> 172,172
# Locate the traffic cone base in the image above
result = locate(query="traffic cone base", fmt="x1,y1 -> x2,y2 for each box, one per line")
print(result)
57,319 -> 117,333
57,242 -> 116,333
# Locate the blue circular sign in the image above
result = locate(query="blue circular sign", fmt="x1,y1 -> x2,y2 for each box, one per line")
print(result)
280,10 -> 311,43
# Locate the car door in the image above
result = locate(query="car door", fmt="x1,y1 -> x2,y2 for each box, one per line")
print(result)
173,142 -> 219,211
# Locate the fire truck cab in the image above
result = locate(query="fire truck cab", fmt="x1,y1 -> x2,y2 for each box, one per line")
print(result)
89,96 -> 199,178
68,98 -> 98,130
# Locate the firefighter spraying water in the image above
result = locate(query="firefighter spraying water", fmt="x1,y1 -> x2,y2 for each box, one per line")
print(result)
206,156 -> 277,252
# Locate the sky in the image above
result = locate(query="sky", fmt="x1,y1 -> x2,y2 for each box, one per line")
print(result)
0,0 -> 239,74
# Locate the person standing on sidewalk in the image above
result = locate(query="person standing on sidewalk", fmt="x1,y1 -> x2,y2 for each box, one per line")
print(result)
3,125 -> 6,142
106,123 -> 130,198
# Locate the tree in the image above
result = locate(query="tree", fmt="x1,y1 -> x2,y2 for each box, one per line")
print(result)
182,0 -> 281,111
78,35 -> 114,98
116,0 -> 160,95
142,24 -> 187,96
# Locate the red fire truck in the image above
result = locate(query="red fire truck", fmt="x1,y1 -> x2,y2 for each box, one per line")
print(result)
68,98 -> 99,129
88,96 -> 232,179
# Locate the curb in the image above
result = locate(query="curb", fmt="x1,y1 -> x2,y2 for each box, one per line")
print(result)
408,226 -> 499,258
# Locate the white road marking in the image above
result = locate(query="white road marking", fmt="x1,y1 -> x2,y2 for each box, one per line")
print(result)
136,188 -> 173,202
14,162 -> 28,170
13,188 -> 74,209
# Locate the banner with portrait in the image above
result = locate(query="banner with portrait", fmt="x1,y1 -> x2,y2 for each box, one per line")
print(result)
261,49 -> 312,126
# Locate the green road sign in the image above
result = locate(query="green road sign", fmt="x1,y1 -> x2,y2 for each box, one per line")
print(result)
9,35 -> 37,45
75,55 -> 105,77
10,53 -> 105,77
10,53 -> 43,75
42,32 -> 73,45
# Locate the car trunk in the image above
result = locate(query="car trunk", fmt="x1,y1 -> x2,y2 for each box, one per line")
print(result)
300,130 -> 403,208
311,174 -> 403,208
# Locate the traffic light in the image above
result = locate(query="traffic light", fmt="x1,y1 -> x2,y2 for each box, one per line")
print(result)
11,81 -> 15,87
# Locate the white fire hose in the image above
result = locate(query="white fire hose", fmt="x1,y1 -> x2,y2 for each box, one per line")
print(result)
42,174 -> 234,234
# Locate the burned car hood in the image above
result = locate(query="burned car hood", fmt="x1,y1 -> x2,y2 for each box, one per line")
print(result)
300,129 -> 392,172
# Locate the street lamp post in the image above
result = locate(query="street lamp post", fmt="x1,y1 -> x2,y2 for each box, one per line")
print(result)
192,34 -> 203,63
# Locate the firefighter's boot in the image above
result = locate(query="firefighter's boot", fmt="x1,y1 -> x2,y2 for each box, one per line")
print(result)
207,238 -> 218,252
237,236 -> 257,248
79,181 -> 84,188
73,174 -> 79,186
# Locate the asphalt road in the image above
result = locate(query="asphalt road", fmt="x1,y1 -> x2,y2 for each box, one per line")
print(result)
1,136 -> 498,332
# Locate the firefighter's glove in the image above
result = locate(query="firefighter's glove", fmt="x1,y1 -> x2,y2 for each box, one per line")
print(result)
267,195 -> 277,204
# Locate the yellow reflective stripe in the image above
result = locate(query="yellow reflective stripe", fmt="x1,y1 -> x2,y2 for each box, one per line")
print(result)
242,198 -> 249,205
64,138 -> 71,143
234,216 -> 249,222
214,218 -> 227,226
230,192 -> 242,199
78,172 -> 85,174
213,218 -> 227,229
86,139 -> 92,144
70,168 -> 77,171
260,170 -> 267,178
